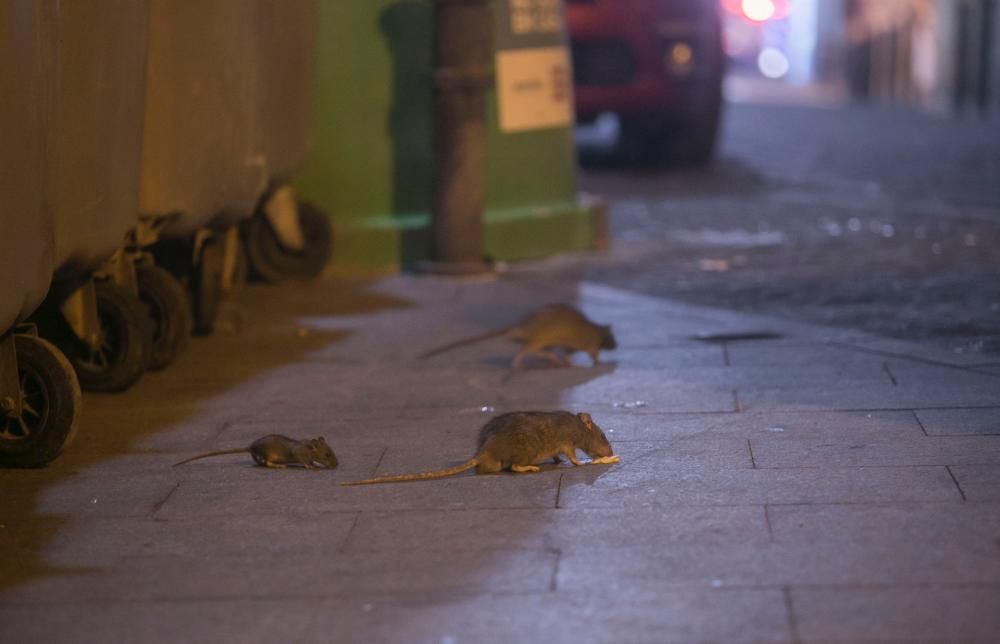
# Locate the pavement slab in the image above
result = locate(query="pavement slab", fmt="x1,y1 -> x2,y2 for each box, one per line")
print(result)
557,538 -> 1000,588
914,407 -> 1000,436
558,461 -> 961,507
1,274 -> 995,642
8,513 -> 358,567
0,600 -> 319,644
767,502 -> 1000,548
791,586 -> 1000,642
2,549 -> 558,604
306,589 -> 793,643
594,409 -> 925,442
749,435 -> 1000,468
343,506 -> 771,551
948,465 -> 1000,501
157,472 -> 561,516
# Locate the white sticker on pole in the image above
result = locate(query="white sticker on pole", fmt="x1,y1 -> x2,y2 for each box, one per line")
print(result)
509,0 -> 562,35
496,46 -> 573,133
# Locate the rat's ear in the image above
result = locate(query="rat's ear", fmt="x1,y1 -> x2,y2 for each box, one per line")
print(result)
577,412 -> 593,429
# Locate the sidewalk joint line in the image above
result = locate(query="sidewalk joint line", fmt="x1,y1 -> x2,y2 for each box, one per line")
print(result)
555,473 -> 564,509
149,482 -> 181,518
831,341 -> 1000,379
945,465 -> 967,501
747,439 -> 757,469
339,512 -> 362,553
732,389 -> 742,412
764,504 -> 774,542
882,361 -> 898,386
782,586 -> 802,644
912,410 -> 929,437
371,447 -> 388,477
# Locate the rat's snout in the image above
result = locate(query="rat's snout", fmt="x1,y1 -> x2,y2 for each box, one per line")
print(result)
593,438 -> 613,458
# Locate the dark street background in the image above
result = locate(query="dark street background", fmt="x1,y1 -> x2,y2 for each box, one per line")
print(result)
569,95 -> 1000,356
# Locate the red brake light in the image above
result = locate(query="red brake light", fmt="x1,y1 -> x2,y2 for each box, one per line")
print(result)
721,0 -> 789,22
741,0 -> 774,21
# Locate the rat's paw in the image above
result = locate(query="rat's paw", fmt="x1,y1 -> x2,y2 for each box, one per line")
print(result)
589,455 -> 619,465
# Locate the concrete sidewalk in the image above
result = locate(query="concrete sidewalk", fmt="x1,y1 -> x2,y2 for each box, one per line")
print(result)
2,273 -> 999,642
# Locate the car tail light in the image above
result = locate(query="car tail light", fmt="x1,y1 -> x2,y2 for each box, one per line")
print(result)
721,0 -> 789,22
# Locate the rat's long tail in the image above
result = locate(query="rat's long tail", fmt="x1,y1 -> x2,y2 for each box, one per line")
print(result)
340,458 -> 479,485
417,328 -> 509,359
172,448 -> 248,467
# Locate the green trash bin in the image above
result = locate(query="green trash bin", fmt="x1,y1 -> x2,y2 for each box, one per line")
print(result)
22,0 -> 157,396
0,1 -> 52,338
296,0 -> 601,271
0,0 -> 155,463
1,1 -> 79,468
140,0 -> 331,338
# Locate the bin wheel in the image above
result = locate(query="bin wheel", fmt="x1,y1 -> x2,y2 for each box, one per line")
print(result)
243,201 -> 332,283
192,234 -> 225,335
68,281 -> 152,392
137,264 -> 191,370
225,237 -> 249,299
0,335 -> 82,468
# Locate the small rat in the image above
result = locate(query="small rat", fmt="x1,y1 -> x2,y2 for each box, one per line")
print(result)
341,411 -> 614,485
418,303 -> 617,368
172,434 -> 338,469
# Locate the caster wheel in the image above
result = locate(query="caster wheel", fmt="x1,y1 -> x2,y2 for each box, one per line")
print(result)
243,201 -> 332,283
137,264 -> 191,370
0,335 -> 82,467
225,236 -> 249,300
67,281 -> 152,392
192,234 -> 225,335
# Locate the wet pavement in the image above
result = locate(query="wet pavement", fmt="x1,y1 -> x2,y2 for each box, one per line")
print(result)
2,271 -> 999,642
575,99 -> 1000,356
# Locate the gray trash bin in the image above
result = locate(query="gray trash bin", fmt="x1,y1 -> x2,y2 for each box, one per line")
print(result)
0,1 -> 82,467
26,0 -> 157,394
141,0 -> 331,335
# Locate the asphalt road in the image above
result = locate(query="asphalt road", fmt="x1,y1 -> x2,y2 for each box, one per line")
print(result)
569,98 -> 1000,357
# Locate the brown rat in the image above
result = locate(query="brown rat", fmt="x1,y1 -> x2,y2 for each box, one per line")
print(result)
341,411 -> 614,485
173,434 -> 338,469
418,304 -> 617,368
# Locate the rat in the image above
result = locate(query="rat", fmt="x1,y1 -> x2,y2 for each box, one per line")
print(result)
172,434 -> 338,469
418,303 -> 617,368
340,411 -> 616,485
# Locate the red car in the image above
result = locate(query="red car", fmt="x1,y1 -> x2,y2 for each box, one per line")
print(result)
566,0 -> 726,165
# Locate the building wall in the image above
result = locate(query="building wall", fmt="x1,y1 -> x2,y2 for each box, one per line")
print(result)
839,0 -> 997,113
